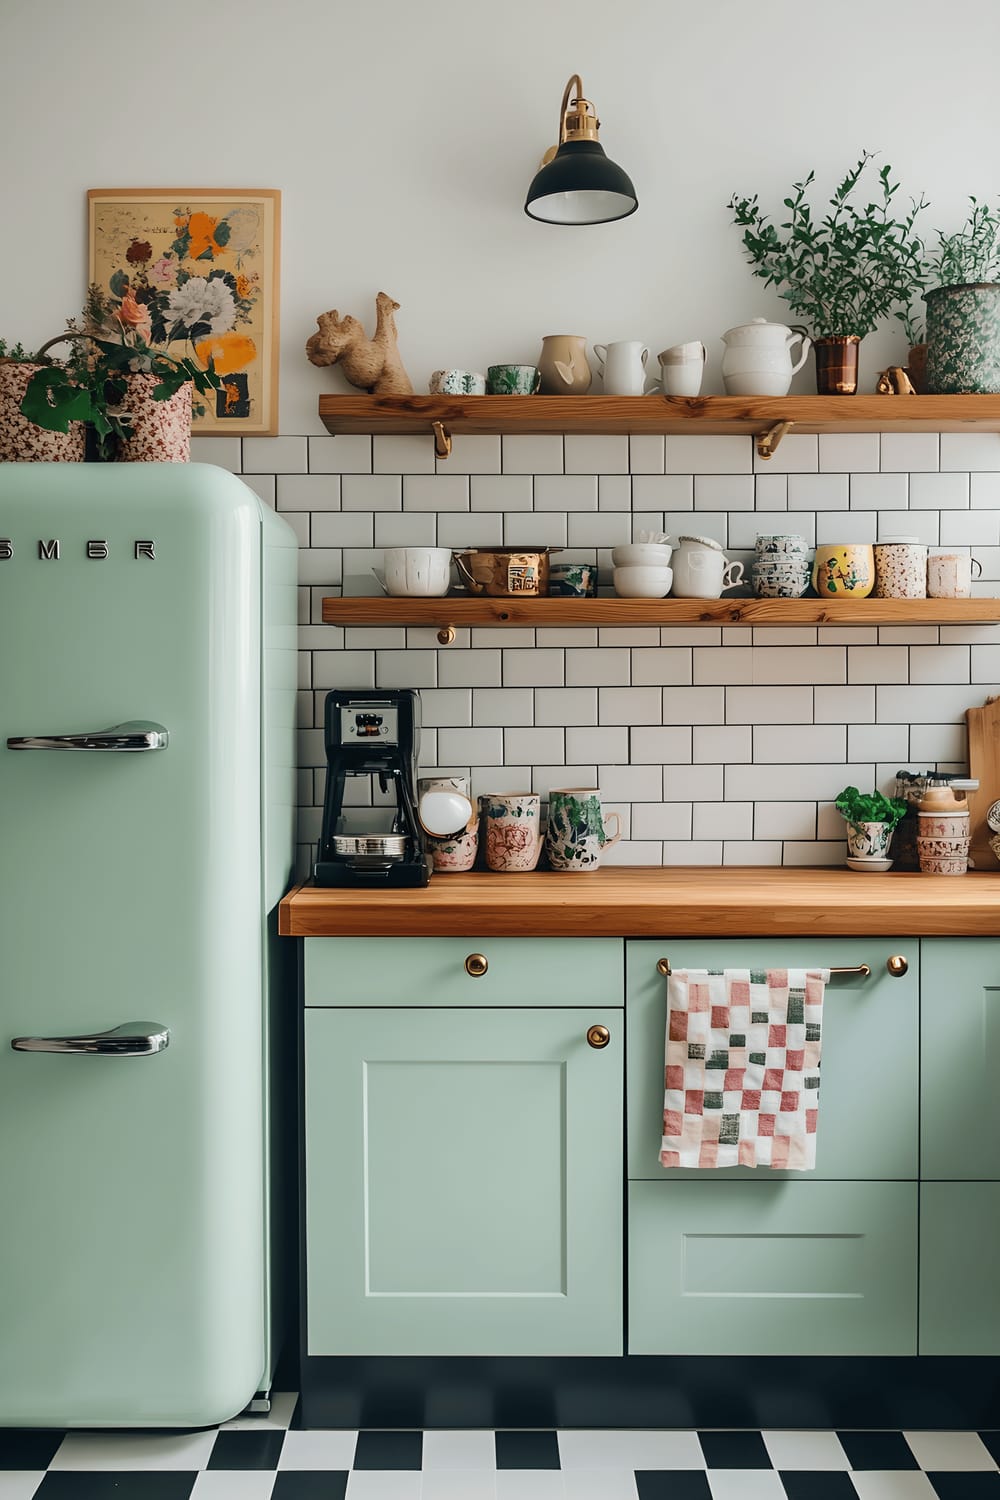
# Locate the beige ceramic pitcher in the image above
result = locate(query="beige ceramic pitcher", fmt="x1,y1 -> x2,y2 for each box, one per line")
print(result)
538,335 -> 592,395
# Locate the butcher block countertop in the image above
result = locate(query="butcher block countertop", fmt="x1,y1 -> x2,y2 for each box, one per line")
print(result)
278,867 -> 1000,938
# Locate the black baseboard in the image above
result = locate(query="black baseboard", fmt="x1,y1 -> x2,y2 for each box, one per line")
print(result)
298,1355 -> 1000,1431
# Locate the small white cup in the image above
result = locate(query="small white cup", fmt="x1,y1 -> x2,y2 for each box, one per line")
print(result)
383,546 -> 452,597
658,342 -> 706,397
927,551 -> 982,598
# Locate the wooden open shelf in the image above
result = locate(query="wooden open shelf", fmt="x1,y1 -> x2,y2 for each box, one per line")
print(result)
318,394 -> 1000,458
322,596 -> 1000,634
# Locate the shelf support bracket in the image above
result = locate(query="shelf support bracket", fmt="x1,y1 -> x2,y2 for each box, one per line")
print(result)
756,419 -> 793,461
431,421 -> 452,460
436,625 -> 457,646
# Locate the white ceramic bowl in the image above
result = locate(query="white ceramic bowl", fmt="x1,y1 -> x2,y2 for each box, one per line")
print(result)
845,856 -> 894,872
383,546 -> 452,597
613,565 -> 673,598
611,542 -> 673,567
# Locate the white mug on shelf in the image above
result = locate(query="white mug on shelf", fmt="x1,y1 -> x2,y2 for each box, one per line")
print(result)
658,342 -> 706,397
593,340 -> 652,396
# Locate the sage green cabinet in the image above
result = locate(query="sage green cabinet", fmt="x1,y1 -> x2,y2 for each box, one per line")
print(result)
629,1180 -> 918,1355
626,938 -> 919,1181
919,1184 -> 1000,1353
921,938 -> 1000,1180
304,1002 -> 623,1357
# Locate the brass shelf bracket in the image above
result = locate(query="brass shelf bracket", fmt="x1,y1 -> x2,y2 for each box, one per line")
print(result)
432,420 -> 453,460
756,419 -> 793,461
436,625 -> 457,646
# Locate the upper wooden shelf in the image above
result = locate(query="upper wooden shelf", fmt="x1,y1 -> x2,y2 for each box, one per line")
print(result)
322,596 -> 1000,634
318,394 -> 1000,450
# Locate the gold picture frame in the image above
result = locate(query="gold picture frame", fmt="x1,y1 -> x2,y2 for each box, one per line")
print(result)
88,188 -> 280,436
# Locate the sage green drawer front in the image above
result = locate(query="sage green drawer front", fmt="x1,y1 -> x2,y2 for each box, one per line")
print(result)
305,1006 -> 623,1356
626,938 -> 918,1181
921,938 -> 1000,1180
304,936 -> 624,1008
920,1184 -> 1000,1353
629,1180 -> 917,1355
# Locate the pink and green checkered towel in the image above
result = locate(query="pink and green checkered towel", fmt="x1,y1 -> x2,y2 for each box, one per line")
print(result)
660,967 -> 829,1170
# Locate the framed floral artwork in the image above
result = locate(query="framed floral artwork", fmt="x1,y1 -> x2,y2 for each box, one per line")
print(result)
88,188 -> 280,435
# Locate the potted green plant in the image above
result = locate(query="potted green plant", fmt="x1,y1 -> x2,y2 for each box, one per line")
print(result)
0,337 -> 87,462
19,286 -> 222,461
834,786 -> 908,864
922,197 -> 1000,394
728,152 -> 928,394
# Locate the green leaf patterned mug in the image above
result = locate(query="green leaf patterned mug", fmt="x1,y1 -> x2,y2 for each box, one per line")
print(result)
544,788 -> 622,872
486,364 -> 542,395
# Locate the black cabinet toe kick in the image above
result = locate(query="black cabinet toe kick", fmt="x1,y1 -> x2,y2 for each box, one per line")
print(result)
298,1355 -> 1000,1430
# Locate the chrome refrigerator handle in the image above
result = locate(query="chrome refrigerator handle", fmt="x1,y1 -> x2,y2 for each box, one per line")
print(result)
7,721 -> 169,752
11,1022 -> 170,1056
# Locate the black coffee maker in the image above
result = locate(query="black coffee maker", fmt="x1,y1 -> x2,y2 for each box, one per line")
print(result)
314,688 -> 431,887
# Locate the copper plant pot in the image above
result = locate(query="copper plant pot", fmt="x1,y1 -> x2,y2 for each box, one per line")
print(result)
813,335 -> 861,395
907,342 -> 928,394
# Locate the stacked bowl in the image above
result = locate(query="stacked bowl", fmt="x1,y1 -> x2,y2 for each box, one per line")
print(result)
612,540 -> 673,598
917,807 -> 970,875
752,533 -> 811,598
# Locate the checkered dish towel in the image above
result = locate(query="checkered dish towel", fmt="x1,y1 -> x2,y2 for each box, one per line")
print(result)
660,967 -> 829,1170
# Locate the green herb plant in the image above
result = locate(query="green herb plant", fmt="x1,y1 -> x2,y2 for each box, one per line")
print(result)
895,197 -> 1000,346
0,339 -> 33,361
834,786 -> 908,829
728,152 -> 928,339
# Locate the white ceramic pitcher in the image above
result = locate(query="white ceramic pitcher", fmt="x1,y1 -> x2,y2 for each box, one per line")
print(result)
593,340 -> 652,396
720,318 -> 812,396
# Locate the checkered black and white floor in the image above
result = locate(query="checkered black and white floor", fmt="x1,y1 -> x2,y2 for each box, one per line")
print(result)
3,1396 -> 1000,1498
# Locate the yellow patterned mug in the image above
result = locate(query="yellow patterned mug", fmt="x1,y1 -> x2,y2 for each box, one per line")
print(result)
812,543 -> 875,598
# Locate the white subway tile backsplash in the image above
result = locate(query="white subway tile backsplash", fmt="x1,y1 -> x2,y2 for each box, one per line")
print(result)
850,473 -> 908,510
502,435 -> 564,473
694,725 -> 752,763
535,474 -> 598,511
878,433 -> 939,473
564,434 -> 629,473
308,434 -> 373,473
191,435 -> 243,470
240,425 -> 997,868
818,433 -> 880,472
909,472 -> 969,509
244,473 -> 276,508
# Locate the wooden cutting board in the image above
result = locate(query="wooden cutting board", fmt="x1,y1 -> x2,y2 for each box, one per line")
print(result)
966,696 -> 1000,868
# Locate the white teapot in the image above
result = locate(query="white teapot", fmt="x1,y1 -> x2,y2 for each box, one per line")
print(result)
720,318 -> 812,397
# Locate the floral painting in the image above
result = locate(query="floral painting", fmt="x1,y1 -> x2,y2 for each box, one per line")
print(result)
88,189 -> 280,435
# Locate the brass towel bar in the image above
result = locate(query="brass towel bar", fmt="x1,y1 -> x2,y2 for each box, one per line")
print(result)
655,957 -> 909,979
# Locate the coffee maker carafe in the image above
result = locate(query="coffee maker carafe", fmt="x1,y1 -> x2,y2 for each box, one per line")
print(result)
315,688 -> 431,887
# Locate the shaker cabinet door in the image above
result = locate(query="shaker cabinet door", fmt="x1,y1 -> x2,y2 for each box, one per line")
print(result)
304,1006 -> 623,1356
921,938 -> 1000,1180
919,1184 -> 1000,1353
626,938 -> 919,1181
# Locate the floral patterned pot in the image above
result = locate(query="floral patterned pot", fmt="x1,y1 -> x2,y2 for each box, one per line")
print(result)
544,788 -> 622,872
873,541 -> 927,599
115,375 -> 192,462
0,361 -> 86,462
812,543 -> 874,597
425,827 -> 479,872
481,793 -> 541,872
844,821 -> 895,859
926,283 -> 1000,394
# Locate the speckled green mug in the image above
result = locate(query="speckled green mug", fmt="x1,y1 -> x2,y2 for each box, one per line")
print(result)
486,364 -> 542,395
544,788 -> 622,872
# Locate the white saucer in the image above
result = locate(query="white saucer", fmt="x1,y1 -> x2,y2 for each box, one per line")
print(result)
846,856 -> 894,872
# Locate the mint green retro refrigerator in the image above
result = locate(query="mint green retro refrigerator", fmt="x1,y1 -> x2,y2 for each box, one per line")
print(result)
0,463 -> 298,1427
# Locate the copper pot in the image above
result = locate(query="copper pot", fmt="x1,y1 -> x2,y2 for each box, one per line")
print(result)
452,547 -> 562,597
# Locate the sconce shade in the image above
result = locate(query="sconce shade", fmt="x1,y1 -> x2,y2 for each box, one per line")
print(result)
524,139 -> 638,225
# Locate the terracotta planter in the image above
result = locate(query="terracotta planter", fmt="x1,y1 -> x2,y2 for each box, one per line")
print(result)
115,375 -> 192,462
813,335 -> 861,395
0,361 -> 86,462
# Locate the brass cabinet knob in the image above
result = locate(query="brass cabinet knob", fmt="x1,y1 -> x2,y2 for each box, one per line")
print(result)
886,954 -> 909,978
465,953 -> 488,977
587,1024 -> 611,1049
656,958 -> 670,977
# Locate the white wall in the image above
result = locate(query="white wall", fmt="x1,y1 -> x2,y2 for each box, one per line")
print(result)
3,0 -> 999,417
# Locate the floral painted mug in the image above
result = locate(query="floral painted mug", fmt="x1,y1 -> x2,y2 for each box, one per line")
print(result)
544,788 -> 622,872
480,793 -> 542,872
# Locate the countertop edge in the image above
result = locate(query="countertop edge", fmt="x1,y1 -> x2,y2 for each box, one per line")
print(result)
278,868 -> 1000,938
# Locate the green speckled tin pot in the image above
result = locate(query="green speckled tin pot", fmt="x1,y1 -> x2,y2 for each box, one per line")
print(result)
926,283 -> 1000,393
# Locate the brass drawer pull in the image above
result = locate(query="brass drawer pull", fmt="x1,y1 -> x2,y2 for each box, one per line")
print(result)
886,954 -> 908,977
465,953 -> 488,977
586,1024 -> 610,1049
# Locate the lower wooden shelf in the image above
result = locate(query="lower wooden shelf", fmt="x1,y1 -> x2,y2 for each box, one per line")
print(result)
322,596 -> 1000,632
